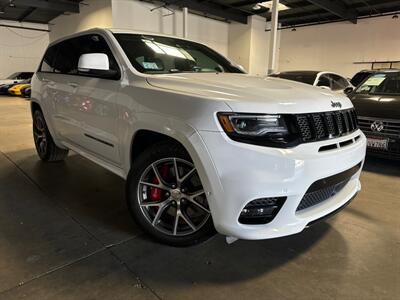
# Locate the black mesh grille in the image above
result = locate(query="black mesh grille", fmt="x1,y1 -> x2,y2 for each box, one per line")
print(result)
297,116 -> 312,141
296,162 -> 362,212
297,180 -> 349,211
294,109 -> 358,142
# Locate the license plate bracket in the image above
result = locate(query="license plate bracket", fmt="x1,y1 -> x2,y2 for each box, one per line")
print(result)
367,137 -> 389,150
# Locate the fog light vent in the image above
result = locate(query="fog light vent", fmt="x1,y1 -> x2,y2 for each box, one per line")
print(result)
239,197 -> 286,225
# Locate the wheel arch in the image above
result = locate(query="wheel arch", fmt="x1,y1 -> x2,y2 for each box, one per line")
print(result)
30,100 -> 42,115
130,129 -> 190,166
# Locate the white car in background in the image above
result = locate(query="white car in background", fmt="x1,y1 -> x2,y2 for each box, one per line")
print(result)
0,72 -> 33,85
30,28 -> 366,246
271,70 -> 355,95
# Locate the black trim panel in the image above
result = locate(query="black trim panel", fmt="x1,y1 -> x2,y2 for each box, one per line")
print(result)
307,162 -> 362,193
84,134 -> 114,147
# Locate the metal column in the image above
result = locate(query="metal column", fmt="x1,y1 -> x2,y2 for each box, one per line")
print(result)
183,7 -> 188,38
267,0 -> 279,74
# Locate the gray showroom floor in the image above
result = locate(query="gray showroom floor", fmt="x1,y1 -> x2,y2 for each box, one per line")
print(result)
0,95 -> 399,300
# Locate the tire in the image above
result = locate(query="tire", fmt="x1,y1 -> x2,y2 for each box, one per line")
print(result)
32,109 -> 69,162
126,142 -> 215,246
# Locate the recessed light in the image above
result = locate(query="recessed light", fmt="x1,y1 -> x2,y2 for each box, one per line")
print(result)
9,0 -> 15,7
0,7 -> 5,14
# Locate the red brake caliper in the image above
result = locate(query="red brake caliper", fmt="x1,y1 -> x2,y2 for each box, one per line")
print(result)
150,164 -> 169,201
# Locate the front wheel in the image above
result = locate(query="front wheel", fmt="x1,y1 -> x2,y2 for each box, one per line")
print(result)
126,142 -> 215,246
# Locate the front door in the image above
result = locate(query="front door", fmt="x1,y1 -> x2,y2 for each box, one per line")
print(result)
52,34 -> 122,165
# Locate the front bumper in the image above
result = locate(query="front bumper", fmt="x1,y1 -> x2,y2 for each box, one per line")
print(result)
192,129 -> 367,240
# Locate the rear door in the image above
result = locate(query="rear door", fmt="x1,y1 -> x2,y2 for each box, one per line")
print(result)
52,33 -> 122,165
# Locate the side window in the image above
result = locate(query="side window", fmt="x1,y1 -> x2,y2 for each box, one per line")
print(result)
52,34 -> 119,77
53,40 -> 78,74
317,74 -> 331,88
330,74 -> 347,90
40,46 -> 58,72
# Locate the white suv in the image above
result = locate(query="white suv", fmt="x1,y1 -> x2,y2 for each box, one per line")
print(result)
31,28 -> 366,246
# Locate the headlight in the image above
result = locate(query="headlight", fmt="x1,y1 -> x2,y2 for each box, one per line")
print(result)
218,113 -> 295,147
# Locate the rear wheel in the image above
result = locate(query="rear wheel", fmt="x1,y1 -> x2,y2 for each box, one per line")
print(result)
32,109 -> 69,162
126,142 -> 215,246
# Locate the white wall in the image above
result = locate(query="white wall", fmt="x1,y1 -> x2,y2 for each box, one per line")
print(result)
49,0 -> 112,42
0,21 -> 49,79
111,0 -> 229,55
228,21 -> 252,72
279,15 -> 400,77
228,16 -> 277,76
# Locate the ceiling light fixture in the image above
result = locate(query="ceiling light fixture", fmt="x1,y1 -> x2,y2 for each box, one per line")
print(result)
252,4 -> 262,10
0,7 -> 5,14
257,1 -> 290,11
9,0 -> 15,8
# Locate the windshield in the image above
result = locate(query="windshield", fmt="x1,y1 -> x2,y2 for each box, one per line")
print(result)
271,73 -> 316,85
350,72 -> 371,87
6,72 -> 19,79
356,73 -> 400,95
114,33 -> 243,74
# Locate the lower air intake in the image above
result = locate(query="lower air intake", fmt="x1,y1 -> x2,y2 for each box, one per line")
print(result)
239,197 -> 286,225
296,162 -> 362,212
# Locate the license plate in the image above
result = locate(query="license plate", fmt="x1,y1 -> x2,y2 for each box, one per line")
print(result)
367,137 -> 388,150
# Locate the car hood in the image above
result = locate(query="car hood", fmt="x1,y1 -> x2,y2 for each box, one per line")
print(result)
146,73 -> 353,113
351,93 -> 400,119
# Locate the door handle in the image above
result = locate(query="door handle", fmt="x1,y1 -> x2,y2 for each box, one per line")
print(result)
68,82 -> 78,88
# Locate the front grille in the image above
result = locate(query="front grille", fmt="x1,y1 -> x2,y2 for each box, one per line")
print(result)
358,117 -> 400,137
294,109 -> 358,143
297,180 -> 349,211
296,162 -> 362,212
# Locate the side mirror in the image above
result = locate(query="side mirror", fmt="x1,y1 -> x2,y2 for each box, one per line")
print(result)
78,53 -> 118,79
344,86 -> 354,95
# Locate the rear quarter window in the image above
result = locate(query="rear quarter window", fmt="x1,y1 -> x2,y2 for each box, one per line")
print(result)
40,46 -> 58,72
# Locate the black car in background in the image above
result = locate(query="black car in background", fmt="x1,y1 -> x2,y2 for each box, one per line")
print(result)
350,71 -> 400,159
350,69 -> 399,87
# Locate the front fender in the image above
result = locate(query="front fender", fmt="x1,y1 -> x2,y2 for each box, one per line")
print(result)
120,114 -> 225,223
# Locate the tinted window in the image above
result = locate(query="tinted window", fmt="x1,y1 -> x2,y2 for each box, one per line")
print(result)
40,46 -> 58,72
350,71 -> 371,87
114,33 -> 243,74
356,73 -> 400,95
52,34 -> 119,77
329,74 -> 348,91
273,73 -> 316,85
317,74 -> 330,87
